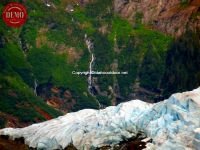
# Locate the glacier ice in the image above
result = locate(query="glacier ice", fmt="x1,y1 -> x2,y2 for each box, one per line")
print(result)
0,88 -> 200,150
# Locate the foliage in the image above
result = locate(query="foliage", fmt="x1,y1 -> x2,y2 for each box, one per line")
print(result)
0,0 -> 177,128
97,95 -> 111,106
0,118 -> 6,129
72,93 -> 99,111
162,31 -> 200,97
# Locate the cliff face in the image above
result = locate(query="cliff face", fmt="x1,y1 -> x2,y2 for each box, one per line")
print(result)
114,0 -> 200,37
113,0 -> 200,99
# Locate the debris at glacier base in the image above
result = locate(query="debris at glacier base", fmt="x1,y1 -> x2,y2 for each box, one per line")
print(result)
1,88 -> 200,150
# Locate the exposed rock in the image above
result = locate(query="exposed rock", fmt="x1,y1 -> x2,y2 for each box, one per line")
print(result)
36,27 -> 83,63
114,0 -> 200,37
98,24 -> 109,35
0,136 -> 28,150
35,107 -> 53,120
66,4 -> 74,12
37,84 -> 76,113
79,0 -> 93,5
0,113 -> 30,129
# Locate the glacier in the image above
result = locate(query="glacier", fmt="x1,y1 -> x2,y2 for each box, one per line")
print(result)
0,88 -> 200,150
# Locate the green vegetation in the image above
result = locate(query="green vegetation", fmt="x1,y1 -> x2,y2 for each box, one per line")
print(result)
162,30 -> 200,97
0,0 -> 176,128
97,95 -> 111,106
0,118 -> 6,129
0,73 -> 60,124
180,0 -> 190,6
72,94 -> 99,111
107,16 -> 172,96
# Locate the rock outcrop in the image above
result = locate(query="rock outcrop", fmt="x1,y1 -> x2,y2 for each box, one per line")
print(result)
114,0 -> 200,37
0,88 -> 200,149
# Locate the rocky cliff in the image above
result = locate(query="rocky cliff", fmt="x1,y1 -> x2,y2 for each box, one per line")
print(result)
114,0 -> 200,37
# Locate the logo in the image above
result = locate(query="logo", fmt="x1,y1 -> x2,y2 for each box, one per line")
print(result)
2,2 -> 28,28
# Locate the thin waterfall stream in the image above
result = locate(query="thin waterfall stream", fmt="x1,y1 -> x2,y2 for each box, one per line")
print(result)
85,34 -> 101,108
34,79 -> 38,96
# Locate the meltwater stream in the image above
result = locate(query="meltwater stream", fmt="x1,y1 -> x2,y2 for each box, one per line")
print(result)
34,79 -> 38,96
85,35 -> 94,93
85,34 -> 101,108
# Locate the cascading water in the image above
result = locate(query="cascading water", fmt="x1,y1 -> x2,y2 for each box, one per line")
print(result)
88,54 -> 94,90
85,34 -> 101,108
85,34 -> 94,94
34,79 -> 38,96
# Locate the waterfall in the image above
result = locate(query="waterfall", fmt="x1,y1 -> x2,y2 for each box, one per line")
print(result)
34,79 -> 38,96
88,53 -> 94,88
85,34 -> 94,95
85,34 -> 101,108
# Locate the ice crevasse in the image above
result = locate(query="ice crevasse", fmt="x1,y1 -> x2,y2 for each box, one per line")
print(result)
0,88 -> 200,150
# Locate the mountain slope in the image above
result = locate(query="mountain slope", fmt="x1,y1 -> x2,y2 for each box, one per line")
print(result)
0,29 -> 62,128
0,0 -> 199,128
114,0 -> 200,37
114,0 -> 200,99
162,30 -> 200,97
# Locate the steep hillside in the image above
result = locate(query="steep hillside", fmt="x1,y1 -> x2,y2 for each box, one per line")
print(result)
114,0 -> 200,98
161,30 -> 200,97
0,0 -> 199,128
114,0 -> 200,37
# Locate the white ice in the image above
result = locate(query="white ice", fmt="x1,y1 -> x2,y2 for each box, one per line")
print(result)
0,88 -> 200,150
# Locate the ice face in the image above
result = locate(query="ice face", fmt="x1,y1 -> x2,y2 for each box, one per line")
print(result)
0,88 -> 200,150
